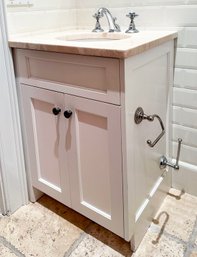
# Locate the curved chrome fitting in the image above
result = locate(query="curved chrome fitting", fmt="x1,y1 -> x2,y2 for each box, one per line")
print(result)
93,7 -> 121,32
125,12 -> 139,33
134,107 -> 165,148
160,138 -> 182,170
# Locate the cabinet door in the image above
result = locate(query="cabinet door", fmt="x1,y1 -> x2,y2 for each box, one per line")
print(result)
65,95 -> 124,237
20,85 -> 71,206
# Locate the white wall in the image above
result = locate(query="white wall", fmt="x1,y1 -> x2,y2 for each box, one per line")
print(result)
5,0 -> 197,196
5,0 -> 76,34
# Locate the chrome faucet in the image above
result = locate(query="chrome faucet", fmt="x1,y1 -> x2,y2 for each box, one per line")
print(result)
125,12 -> 139,33
92,7 -> 121,32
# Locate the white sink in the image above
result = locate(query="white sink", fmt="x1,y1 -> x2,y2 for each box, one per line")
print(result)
56,32 -> 131,43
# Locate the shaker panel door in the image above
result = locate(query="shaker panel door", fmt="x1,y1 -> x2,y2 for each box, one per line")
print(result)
21,85 -> 71,206
66,95 -> 124,237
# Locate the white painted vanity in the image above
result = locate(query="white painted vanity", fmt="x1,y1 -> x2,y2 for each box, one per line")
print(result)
10,30 -> 177,250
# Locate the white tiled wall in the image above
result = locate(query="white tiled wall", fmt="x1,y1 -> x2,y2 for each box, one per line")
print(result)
5,0 -> 197,195
5,0 -> 77,34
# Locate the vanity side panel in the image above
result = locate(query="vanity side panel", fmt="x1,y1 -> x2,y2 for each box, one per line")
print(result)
122,41 -> 174,248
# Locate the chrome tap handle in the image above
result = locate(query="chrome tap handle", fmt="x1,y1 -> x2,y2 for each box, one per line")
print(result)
126,12 -> 138,19
92,13 -> 104,32
134,107 -> 165,148
125,12 -> 139,33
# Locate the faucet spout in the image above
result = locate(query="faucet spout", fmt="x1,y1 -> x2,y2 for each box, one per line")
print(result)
96,7 -> 121,32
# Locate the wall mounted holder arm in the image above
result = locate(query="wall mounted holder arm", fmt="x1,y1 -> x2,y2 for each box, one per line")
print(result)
160,138 -> 182,170
134,107 -> 165,148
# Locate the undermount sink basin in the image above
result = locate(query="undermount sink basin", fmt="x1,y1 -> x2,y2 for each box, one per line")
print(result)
56,32 -> 131,43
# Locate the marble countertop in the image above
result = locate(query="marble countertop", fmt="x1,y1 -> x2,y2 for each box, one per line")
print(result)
9,30 -> 177,58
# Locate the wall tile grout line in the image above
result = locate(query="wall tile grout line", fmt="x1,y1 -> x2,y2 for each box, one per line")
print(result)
0,236 -> 26,257
172,105 -> 197,111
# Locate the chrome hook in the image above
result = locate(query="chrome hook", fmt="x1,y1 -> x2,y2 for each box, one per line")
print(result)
134,107 -> 165,148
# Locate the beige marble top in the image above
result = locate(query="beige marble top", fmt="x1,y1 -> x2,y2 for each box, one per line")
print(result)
9,30 -> 177,58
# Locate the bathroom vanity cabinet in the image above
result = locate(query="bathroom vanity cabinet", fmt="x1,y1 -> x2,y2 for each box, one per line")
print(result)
13,34 -> 176,250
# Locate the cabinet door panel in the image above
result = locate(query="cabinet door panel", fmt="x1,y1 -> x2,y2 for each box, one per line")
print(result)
21,85 -> 71,206
66,95 -> 124,237
76,111 -> 111,215
33,99 -> 61,188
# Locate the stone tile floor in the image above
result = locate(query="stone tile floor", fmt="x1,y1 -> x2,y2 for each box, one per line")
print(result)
0,188 -> 197,257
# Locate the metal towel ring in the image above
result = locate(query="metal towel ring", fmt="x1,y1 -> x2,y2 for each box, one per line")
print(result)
134,107 -> 165,148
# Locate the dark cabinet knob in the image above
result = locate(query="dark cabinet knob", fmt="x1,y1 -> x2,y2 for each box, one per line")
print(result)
52,107 -> 61,115
64,110 -> 72,119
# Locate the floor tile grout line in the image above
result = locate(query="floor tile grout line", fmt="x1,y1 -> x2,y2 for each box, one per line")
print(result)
150,223 -> 187,245
0,235 -> 26,257
151,216 -> 197,256
63,222 -> 94,257
63,231 -> 88,257
183,216 -> 197,257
